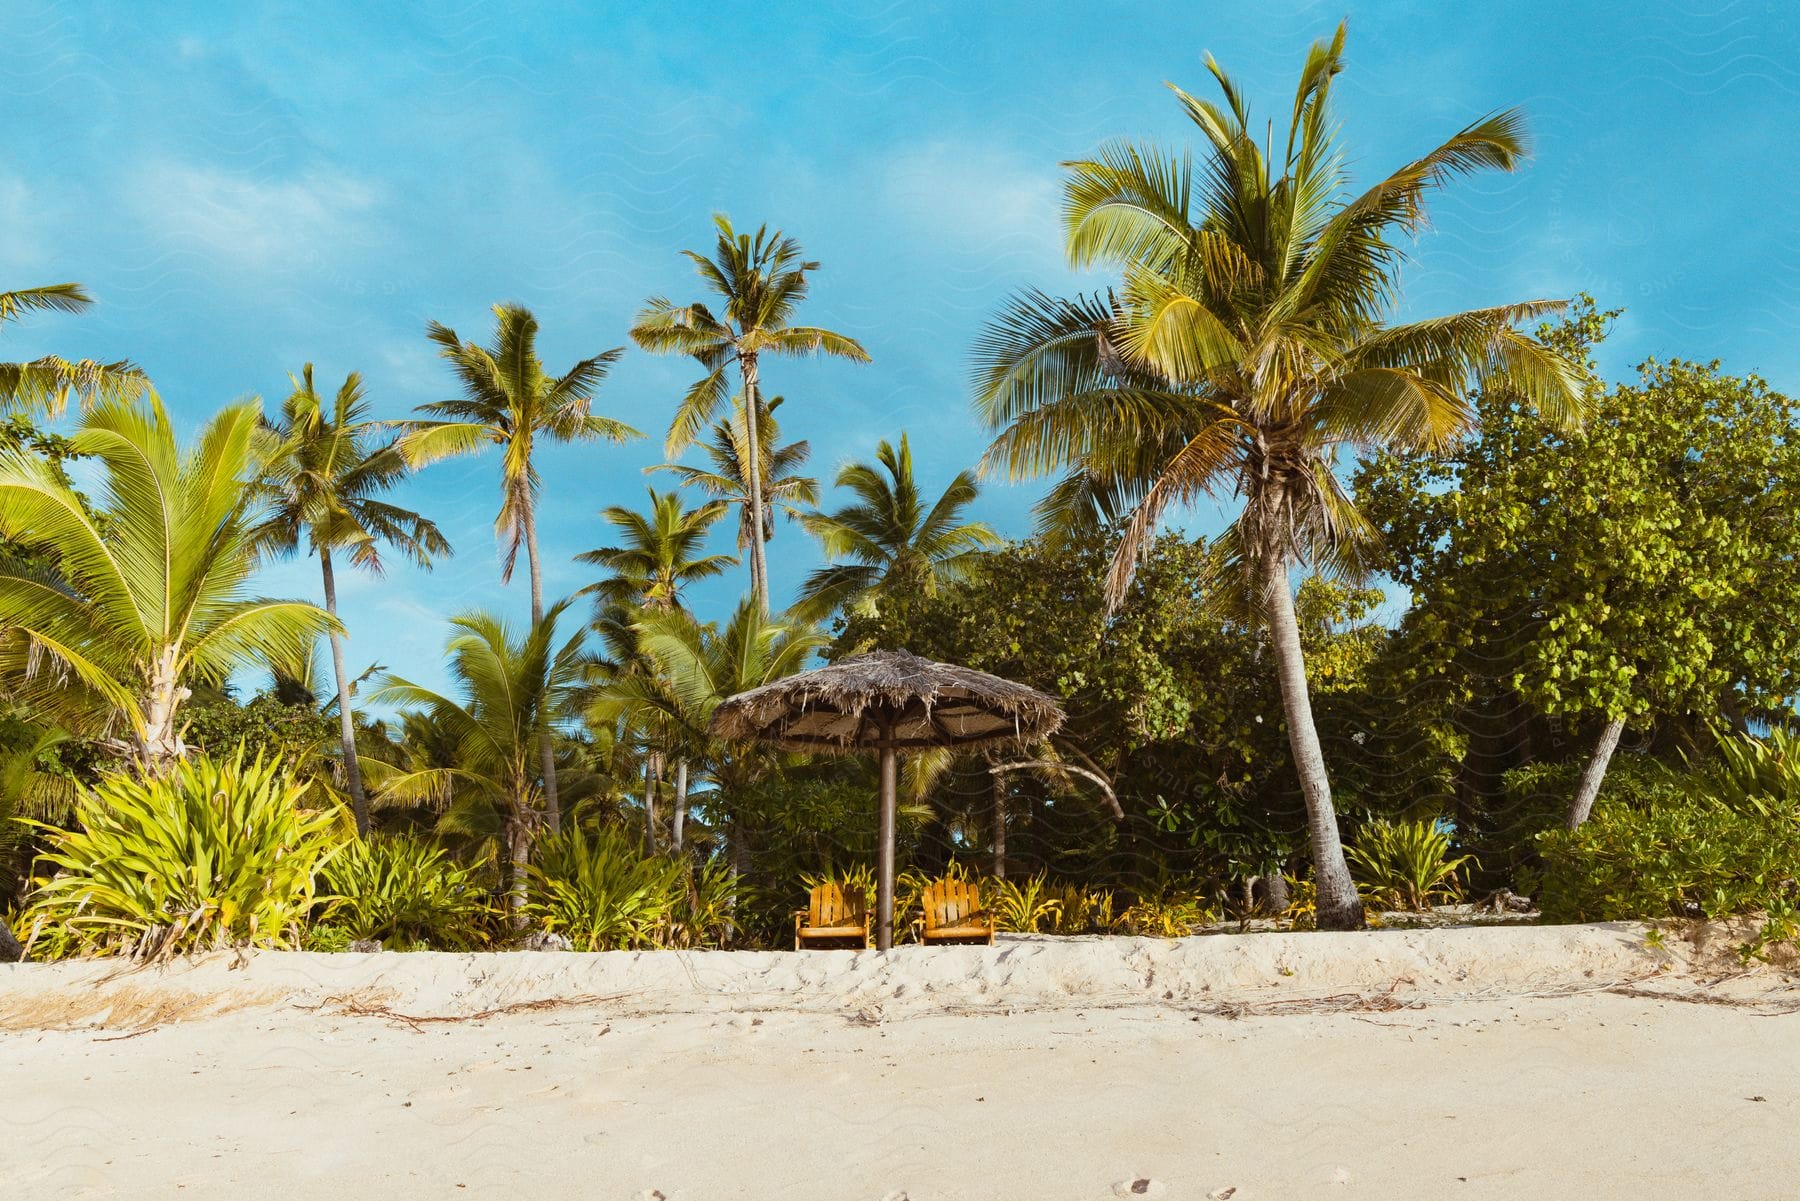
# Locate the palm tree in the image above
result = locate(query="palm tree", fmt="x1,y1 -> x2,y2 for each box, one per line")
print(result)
260,364 -> 453,835
591,600 -> 827,875
575,488 -> 735,615
971,24 -> 1585,929
371,601 -> 588,921
0,396 -> 337,770
630,216 -> 870,613
798,432 -> 1000,619
401,303 -> 639,831
0,284 -> 146,414
651,394 -> 819,576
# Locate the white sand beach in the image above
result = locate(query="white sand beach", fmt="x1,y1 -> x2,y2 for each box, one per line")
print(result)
5,924 -> 1798,1201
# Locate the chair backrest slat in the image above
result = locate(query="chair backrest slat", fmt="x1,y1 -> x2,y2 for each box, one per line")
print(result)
808,882 -> 866,928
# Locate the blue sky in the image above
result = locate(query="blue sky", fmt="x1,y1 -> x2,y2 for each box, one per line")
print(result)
4,1 -> 1797,698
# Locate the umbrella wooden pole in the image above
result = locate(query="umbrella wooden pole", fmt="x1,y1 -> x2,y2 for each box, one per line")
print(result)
877,741 -> 898,951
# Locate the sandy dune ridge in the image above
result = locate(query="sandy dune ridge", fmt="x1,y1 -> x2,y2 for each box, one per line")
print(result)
6,924 -> 1798,1200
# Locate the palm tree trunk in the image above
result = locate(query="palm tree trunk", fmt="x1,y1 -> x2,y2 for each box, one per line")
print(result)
1261,546 -> 1364,931
505,812 -> 531,930
136,646 -> 189,774
320,548 -> 370,837
672,759 -> 688,852
520,493 -> 561,832
1565,716 -> 1626,830
739,355 -> 770,615
642,757 -> 660,855
992,770 -> 1006,881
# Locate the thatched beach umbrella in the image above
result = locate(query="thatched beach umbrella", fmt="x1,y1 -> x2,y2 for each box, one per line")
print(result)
709,649 -> 1064,950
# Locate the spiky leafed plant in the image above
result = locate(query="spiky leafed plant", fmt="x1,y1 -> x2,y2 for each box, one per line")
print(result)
972,24 -> 1586,929
260,364 -> 452,835
651,393 -> 819,567
798,432 -> 1000,620
400,304 -> 639,831
631,216 -> 870,613
0,284 -> 146,414
0,396 -> 337,770
369,601 -> 588,922
576,487 -> 735,616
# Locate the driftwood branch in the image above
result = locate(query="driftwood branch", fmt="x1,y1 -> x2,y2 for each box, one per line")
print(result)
988,759 -> 1124,822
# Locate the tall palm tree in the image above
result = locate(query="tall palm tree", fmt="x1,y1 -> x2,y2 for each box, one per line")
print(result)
577,487 -> 735,849
575,488 -> 735,615
371,601 -> 588,921
260,364 -> 453,835
798,432 -> 1000,619
972,24 -> 1585,929
652,394 -> 819,574
0,396 -> 337,770
630,216 -> 870,613
401,303 -> 639,831
0,284 -> 146,414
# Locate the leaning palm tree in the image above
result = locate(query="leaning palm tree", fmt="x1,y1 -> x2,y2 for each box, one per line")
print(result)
0,284 -> 146,414
370,601 -> 588,922
651,394 -> 819,575
260,364 -> 453,835
0,396 -> 337,770
401,303 -> 639,830
575,487 -> 735,615
630,216 -> 870,613
797,432 -> 1000,620
972,24 -> 1586,929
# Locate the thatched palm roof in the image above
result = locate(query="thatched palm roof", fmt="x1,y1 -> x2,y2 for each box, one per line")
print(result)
709,649 -> 1064,752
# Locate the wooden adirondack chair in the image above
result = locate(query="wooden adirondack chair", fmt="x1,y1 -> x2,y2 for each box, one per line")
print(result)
920,878 -> 994,945
794,882 -> 870,950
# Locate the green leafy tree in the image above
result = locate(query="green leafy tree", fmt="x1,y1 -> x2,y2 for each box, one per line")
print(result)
651,394 -> 819,568
1358,299 -> 1800,829
260,364 -> 452,834
0,397 -> 335,770
970,25 -> 1584,927
576,487 -> 735,615
370,602 -> 589,921
798,432 -> 1000,620
631,216 -> 870,613
0,284 -> 145,414
401,304 -> 638,830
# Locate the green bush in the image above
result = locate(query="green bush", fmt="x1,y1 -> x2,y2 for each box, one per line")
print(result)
987,872 -> 1063,933
317,835 -> 493,950
26,750 -> 347,959
1535,787 -> 1800,945
526,825 -> 686,950
1346,818 -> 1475,910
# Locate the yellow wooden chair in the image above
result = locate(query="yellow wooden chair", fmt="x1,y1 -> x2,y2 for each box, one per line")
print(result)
794,882 -> 870,950
920,878 -> 994,945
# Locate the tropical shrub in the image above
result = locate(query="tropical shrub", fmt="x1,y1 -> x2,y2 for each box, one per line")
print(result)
1115,877 -> 1214,938
526,825 -> 686,950
1535,772 -> 1800,953
25,751 -> 347,959
1048,883 -> 1116,935
1346,819 -> 1476,911
669,857 -> 739,949
987,872 -> 1064,934
317,835 -> 493,950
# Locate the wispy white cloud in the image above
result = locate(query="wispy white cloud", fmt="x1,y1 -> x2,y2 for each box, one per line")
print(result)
124,160 -> 383,273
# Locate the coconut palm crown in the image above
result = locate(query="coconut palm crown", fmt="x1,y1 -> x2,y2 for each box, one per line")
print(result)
798,432 -> 1000,620
259,364 -> 452,834
972,23 -> 1586,929
0,396 -> 337,769
0,283 -> 146,415
631,216 -> 869,612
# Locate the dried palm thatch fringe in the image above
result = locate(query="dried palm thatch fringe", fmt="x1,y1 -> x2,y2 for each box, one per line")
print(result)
709,649 -> 1065,752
